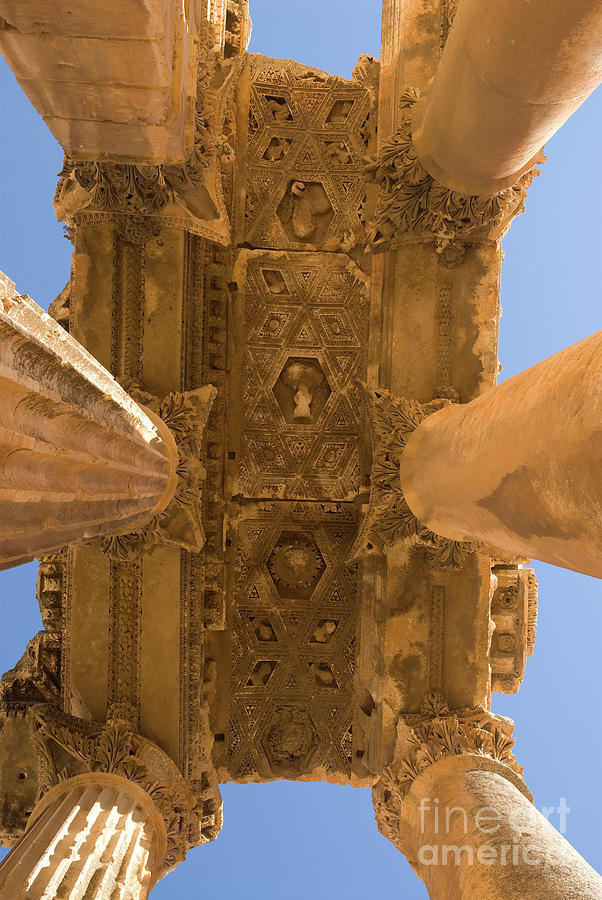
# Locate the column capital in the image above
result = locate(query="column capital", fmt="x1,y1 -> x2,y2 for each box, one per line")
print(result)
29,707 -> 222,876
96,382 -> 217,561
373,691 -> 528,858
353,388 -> 479,569
365,89 -> 544,251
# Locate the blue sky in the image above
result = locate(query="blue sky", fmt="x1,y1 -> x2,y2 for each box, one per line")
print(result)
0,2 -> 600,897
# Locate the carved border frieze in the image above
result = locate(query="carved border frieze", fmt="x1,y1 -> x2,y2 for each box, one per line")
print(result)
489,565 -> 538,694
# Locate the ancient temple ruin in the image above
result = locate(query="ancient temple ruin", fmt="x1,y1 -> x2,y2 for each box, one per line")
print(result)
0,0 -> 601,897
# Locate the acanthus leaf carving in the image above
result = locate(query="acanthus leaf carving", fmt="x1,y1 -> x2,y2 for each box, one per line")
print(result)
97,384 -> 217,561
29,707 -> 222,872
373,691 -> 525,850
353,388 -> 478,569
54,51 -> 244,243
365,91 -> 544,250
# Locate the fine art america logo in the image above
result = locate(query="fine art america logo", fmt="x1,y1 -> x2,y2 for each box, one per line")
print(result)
416,797 -> 571,867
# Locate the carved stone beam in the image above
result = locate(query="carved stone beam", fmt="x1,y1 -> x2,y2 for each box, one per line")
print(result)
0,710 -> 222,897
373,692 -> 602,899
489,566 -> 538,695
399,332 -> 602,578
0,273 -> 181,569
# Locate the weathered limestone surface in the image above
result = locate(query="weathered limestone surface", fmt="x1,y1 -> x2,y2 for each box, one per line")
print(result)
402,760 -> 602,900
412,0 -> 602,195
0,776 -> 162,900
0,272 -> 178,569
0,0 -> 601,895
373,696 -> 602,900
0,0 -> 201,163
399,332 -> 602,578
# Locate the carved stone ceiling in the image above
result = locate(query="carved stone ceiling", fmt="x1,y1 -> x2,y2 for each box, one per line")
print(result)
213,58 -> 377,785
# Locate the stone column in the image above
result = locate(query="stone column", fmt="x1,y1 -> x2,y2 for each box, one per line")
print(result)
373,696 -> 602,900
398,332 -> 602,578
412,0 -> 602,195
0,775 -> 164,899
0,273 -> 178,569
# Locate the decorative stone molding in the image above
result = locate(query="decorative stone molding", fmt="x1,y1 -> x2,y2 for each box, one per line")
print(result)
373,691 -> 525,850
29,708 -> 222,873
365,90 -> 544,250
440,0 -> 459,50
354,388 -> 478,569
98,384 -> 217,560
54,51 -> 244,244
489,565 -> 538,694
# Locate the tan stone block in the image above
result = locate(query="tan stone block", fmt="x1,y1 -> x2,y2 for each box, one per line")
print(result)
16,76 -> 173,124
0,0 -> 175,40
0,33 -> 174,87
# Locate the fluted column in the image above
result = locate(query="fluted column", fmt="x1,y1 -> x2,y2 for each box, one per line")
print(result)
0,774 -> 165,900
373,696 -> 602,899
412,0 -> 602,195
0,272 -> 178,569
398,332 -> 602,578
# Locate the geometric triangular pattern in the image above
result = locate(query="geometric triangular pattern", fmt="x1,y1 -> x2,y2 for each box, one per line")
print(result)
237,251 -> 369,501
228,500 -> 360,783
244,58 -> 373,251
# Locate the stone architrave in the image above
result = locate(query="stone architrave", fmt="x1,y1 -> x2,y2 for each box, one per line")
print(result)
0,273 -> 179,569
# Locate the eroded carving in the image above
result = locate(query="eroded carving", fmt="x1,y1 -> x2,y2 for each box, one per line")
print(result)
224,501 -> 359,782
365,90 -> 544,249
30,710 -> 222,871
489,565 -> 538,694
373,692 -> 524,850
100,386 -> 217,560
262,706 -> 320,777
355,388 -> 477,568
267,531 -> 326,599
237,251 -> 369,500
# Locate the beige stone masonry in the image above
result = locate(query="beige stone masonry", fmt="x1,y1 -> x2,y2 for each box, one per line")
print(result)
0,0 -> 200,163
0,272 -> 178,569
399,332 -> 602,578
412,0 -> 602,195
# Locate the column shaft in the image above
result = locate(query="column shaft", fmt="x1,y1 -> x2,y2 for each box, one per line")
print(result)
0,779 -> 161,899
0,273 -> 177,569
399,332 -> 602,577
400,757 -> 602,900
412,0 -> 602,194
